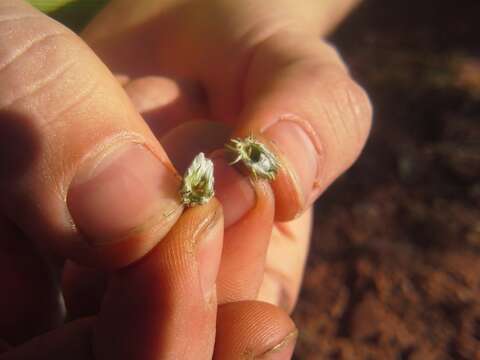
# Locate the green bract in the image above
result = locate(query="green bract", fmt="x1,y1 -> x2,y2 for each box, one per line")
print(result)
180,153 -> 215,207
225,136 -> 280,181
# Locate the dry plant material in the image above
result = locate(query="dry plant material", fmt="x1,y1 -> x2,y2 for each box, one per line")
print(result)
180,152 -> 215,207
225,135 -> 280,181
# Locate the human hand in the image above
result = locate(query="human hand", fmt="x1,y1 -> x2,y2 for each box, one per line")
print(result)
144,113 -> 313,312
62,111 -> 313,315
0,0 -> 193,272
0,0 -> 372,357
0,0 -> 191,349
81,0 -> 371,311
83,0 -> 372,221
0,2 -> 299,358
2,198 -> 298,359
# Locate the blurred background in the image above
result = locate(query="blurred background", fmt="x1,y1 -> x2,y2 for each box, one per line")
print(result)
292,1 -> 480,358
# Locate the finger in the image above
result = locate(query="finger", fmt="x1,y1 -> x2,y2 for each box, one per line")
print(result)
61,260 -> 107,320
82,1 -> 371,221
160,120 -> 231,174
214,301 -> 298,360
0,318 -> 93,360
61,119 -> 230,321
0,218 -> 63,345
62,120 -> 274,317
81,0 -> 361,77
258,208 -> 313,313
159,119 -> 261,232
0,1 -> 182,268
124,76 -> 208,138
234,34 -> 372,221
215,175 -> 274,302
160,121 -> 276,302
94,200 -> 223,360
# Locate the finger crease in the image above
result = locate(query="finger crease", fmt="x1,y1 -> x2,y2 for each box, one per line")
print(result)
0,31 -> 65,75
2,58 -> 77,109
345,86 -> 365,144
42,79 -> 99,129
0,13 -> 41,25
323,99 -> 341,146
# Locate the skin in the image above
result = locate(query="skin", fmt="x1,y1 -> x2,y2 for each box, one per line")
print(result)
81,0 -> 371,309
1,200 -> 297,359
83,0 -> 372,220
0,0 -> 371,358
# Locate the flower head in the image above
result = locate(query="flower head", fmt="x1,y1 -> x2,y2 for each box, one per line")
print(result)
225,135 -> 280,181
180,152 -> 215,207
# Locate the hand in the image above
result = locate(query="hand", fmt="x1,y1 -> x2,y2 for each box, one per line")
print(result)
62,109 -> 313,313
2,200 -> 298,359
81,0 -> 371,310
0,2 -> 298,358
0,0 -> 185,351
83,0 -> 372,221
0,0 -> 193,271
0,0 -> 196,344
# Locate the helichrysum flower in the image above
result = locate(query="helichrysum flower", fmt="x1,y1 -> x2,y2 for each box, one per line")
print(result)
225,135 -> 280,181
180,152 -> 215,207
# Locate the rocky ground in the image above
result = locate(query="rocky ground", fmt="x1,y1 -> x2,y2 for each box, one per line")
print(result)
292,1 -> 480,358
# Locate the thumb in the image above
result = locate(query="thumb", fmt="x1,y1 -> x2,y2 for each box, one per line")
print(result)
235,33 -> 372,221
0,0 -> 182,268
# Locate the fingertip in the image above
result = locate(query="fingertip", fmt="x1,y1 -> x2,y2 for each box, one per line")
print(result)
230,123 -> 319,222
261,118 -> 320,220
233,35 -> 372,222
212,151 -> 256,228
215,301 -> 297,360
64,141 -> 184,269
161,120 -> 230,173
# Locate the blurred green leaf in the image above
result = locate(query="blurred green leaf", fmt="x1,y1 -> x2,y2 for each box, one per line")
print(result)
27,0 -> 109,31
28,0 -> 74,13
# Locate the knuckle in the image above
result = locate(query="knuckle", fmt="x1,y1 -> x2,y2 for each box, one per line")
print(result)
0,31 -> 77,110
345,79 -> 373,140
322,68 -> 373,151
0,3 -> 77,81
301,43 -> 372,137
0,22 -> 92,118
0,6 -> 66,64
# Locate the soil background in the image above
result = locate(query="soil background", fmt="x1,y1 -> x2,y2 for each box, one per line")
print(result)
292,1 -> 480,359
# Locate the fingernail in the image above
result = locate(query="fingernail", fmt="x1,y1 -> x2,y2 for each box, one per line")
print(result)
197,206 -> 224,301
212,152 -> 256,228
262,120 -> 318,205
256,330 -> 298,360
68,143 -> 181,245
